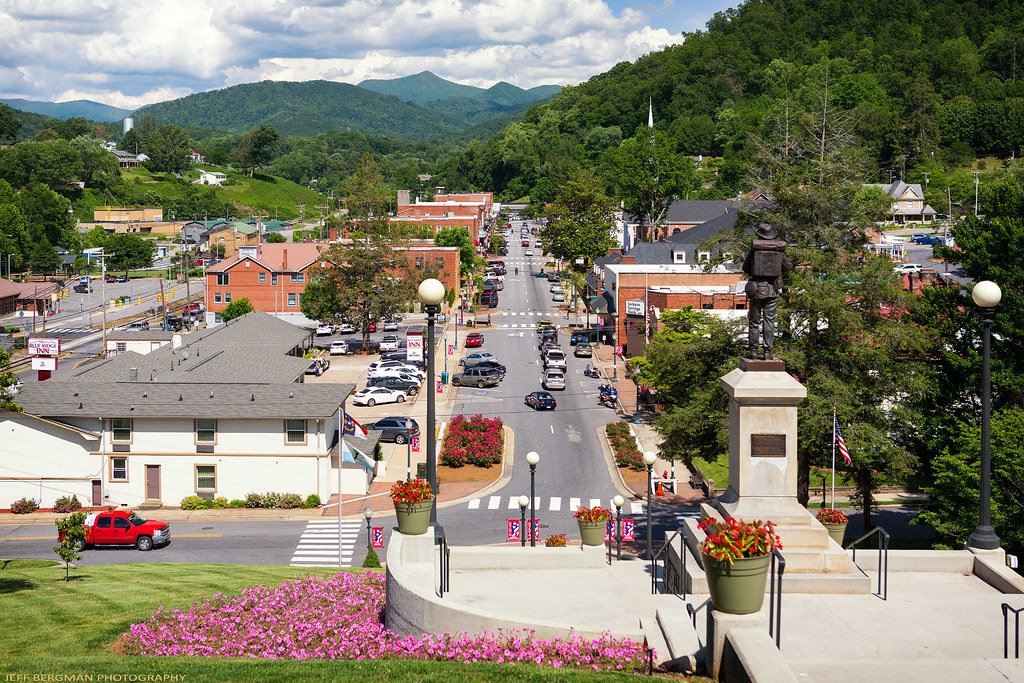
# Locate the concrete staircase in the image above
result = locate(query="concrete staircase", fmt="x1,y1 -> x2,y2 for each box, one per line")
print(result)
640,605 -> 702,673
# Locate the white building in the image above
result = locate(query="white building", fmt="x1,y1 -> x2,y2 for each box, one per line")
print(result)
1,312 -> 378,509
196,171 -> 227,186
105,330 -> 175,357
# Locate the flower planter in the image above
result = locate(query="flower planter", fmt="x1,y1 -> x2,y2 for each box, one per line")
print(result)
577,520 -> 606,546
823,522 -> 847,547
394,500 -> 432,535
703,554 -> 771,615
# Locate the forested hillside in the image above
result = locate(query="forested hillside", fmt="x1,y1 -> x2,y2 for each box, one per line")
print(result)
0,98 -> 130,122
434,0 -> 1024,203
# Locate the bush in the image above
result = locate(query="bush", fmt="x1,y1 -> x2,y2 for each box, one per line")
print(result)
545,533 -> 568,547
277,493 -> 303,509
244,492 -> 263,508
261,491 -> 283,508
228,499 -> 246,508
440,414 -> 503,468
10,497 -> 39,514
302,494 -> 322,509
362,547 -> 382,568
605,423 -> 645,471
53,495 -> 82,513
180,495 -> 212,510
211,497 -> 230,509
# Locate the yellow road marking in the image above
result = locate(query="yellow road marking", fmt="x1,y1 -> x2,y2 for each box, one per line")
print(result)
0,533 -> 223,541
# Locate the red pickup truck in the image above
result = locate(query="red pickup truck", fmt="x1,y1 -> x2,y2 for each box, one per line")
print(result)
61,510 -> 171,551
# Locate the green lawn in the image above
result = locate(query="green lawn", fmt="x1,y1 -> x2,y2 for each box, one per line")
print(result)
692,457 -> 855,492
0,560 -> 651,682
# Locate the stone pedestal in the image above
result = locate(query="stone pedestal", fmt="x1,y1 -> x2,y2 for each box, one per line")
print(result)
714,362 -> 810,523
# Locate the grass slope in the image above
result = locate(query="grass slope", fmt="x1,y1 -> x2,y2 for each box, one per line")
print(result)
0,560 -> 644,682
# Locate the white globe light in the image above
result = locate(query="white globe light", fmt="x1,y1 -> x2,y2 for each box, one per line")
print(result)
417,278 -> 446,306
643,451 -> 658,466
526,451 -> 540,466
518,495 -> 530,509
972,280 -> 1002,309
612,495 -> 624,508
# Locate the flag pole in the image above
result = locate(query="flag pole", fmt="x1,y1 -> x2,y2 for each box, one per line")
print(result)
338,400 -> 345,568
827,409 -> 835,509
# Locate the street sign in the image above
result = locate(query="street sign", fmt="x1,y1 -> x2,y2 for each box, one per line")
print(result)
407,333 -> 424,362
411,435 -> 420,452
28,338 -> 60,356
371,527 -> 384,549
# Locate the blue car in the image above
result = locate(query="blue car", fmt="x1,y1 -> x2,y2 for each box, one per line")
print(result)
913,234 -> 942,245
525,391 -> 557,410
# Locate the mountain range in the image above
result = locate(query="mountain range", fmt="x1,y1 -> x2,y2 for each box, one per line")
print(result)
1,72 -> 560,141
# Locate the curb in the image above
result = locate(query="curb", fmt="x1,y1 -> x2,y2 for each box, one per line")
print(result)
595,423 -> 642,501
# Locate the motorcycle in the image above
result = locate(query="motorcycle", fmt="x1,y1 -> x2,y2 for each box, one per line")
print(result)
599,393 -> 618,408
584,364 -> 600,379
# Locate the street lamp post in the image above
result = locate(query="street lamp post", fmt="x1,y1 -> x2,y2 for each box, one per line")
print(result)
968,280 -> 1002,550
362,506 -> 373,551
643,451 -> 658,560
611,330 -> 618,382
612,494 -> 624,560
417,278 -> 446,524
526,451 -> 540,547
518,496 -> 529,547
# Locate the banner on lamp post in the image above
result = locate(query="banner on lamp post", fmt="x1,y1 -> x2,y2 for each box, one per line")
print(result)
371,527 -> 384,548
447,344 -> 454,356
406,333 -> 424,362
411,435 -> 420,452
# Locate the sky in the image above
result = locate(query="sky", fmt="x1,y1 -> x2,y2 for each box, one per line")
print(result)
0,0 -> 739,109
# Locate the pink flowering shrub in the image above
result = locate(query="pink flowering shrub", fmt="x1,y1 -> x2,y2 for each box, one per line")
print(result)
120,572 -> 650,672
440,414 -> 503,468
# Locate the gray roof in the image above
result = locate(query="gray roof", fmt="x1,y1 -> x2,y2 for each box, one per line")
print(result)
63,311 -> 313,384
106,330 -> 175,342
623,242 -> 676,264
664,210 -> 741,251
15,381 -> 354,420
625,200 -> 734,225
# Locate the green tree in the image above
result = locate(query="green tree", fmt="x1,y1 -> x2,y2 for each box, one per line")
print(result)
0,348 -> 21,413
73,136 -> 122,191
18,181 -> 74,248
543,168 -> 617,267
341,154 -> 393,237
144,124 -> 194,175
105,234 -> 155,274
0,103 -> 21,143
221,297 -> 254,321
53,512 -> 87,581
235,126 -> 281,176
434,226 -> 476,276
30,236 -> 61,277
265,232 -> 286,243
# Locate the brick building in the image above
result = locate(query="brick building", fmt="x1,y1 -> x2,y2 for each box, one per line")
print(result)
204,242 -> 460,326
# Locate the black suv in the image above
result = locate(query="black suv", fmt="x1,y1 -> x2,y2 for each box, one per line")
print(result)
365,417 -> 420,444
161,315 -> 184,331
367,376 -> 420,396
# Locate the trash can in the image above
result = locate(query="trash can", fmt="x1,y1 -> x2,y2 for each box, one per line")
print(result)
441,371 -> 449,385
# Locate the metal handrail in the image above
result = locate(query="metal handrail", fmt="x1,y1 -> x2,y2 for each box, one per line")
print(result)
1004,603 -> 1023,659
845,526 -> 889,600
768,548 -> 786,650
642,635 -> 654,676
687,598 -> 711,629
435,525 -> 450,598
651,526 -> 683,594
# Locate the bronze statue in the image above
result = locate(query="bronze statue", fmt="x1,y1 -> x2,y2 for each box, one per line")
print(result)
742,223 -> 791,360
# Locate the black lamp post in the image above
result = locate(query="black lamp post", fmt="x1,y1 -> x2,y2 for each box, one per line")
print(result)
643,451 -> 657,559
612,495 -> 624,560
362,505 -> 373,551
518,495 -> 529,547
417,278 -> 447,525
526,451 -> 540,547
969,280 -> 1002,550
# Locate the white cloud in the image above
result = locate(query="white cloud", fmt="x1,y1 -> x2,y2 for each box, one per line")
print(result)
0,0 -> 711,107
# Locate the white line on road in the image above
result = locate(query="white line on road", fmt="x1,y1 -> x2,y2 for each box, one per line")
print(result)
550,425 -> 554,434
508,498 -> 520,510
468,498 -> 481,509
589,498 -> 601,508
631,502 -> 644,514
488,496 -> 500,509
570,497 -> 581,510
549,497 -> 561,511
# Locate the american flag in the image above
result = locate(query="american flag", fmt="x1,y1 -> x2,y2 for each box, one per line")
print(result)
834,415 -> 852,465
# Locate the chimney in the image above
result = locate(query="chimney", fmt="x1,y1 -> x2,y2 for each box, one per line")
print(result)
328,227 -> 337,241
282,248 -> 288,271
172,334 -> 182,349
397,190 -> 411,207
128,364 -> 138,382
435,186 -> 445,197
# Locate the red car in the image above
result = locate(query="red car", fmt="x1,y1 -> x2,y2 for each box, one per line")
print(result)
465,332 -> 484,348
60,510 -> 170,551
521,240 -> 529,246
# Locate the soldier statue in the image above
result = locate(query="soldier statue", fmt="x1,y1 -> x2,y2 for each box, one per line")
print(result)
742,223 -> 792,360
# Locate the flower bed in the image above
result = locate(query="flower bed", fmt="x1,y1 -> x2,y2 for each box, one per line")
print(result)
120,572 -> 650,671
605,423 -> 644,471
440,414 -> 503,468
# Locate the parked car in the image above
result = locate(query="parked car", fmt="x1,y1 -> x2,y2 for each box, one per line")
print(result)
115,275 -> 130,283
336,322 -> 356,334
465,332 -> 484,348
378,335 -> 401,352
479,291 -> 498,307
574,343 -> 593,358
484,278 -> 504,291
60,510 -> 170,551
382,319 -> 400,332
451,366 -> 501,388
460,352 -> 497,367
183,302 -> 204,315
368,360 -> 426,379
125,321 -> 150,331
72,283 -> 92,294
525,391 -> 557,410
552,292 -> 565,302
550,283 -> 563,293
521,239 -> 530,246
370,368 -> 423,386
329,341 -> 348,356
894,263 -> 923,274
524,249 -> 534,256
471,360 -> 506,377
161,315 -> 184,331
315,323 -> 334,336
305,357 -> 330,376
542,370 -> 566,391
353,386 -> 407,406
365,417 -> 419,444
105,274 -> 117,283
342,338 -> 378,354
367,376 -> 420,396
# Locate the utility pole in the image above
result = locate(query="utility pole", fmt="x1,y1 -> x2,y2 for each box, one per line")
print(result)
923,171 -> 929,191
974,172 -> 980,217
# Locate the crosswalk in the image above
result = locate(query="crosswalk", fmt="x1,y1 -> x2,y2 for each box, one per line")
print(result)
42,326 -> 92,334
289,519 -> 361,567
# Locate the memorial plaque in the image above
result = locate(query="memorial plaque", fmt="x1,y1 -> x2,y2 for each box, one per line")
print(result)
750,433 -> 786,457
